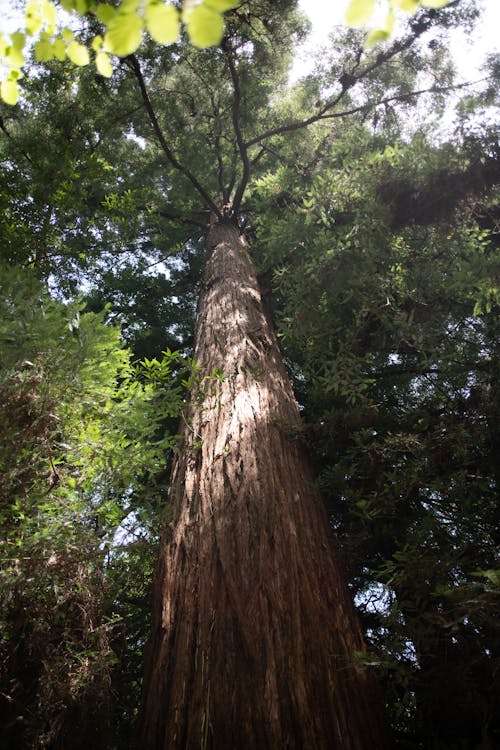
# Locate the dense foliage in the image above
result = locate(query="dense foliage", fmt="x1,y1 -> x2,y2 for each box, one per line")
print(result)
252,124 -> 500,747
0,266 -> 193,747
0,0 -> 498,747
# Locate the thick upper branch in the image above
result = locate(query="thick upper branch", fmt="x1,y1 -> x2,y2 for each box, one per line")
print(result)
223,40 -> 251,216
314,78 -> 490,124
245,11 -> 450,149
127,55 -> 221,219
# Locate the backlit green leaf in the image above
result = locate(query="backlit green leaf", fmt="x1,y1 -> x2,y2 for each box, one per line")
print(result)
67,40 -> 90,66
384,9 -> 395,34
1,79 -> 20,105
25,1 -> 43,34
184,4 -> 224,48
92,35 -> 103,52
35,39 -> 54,61
121,0 -> 140,12
345,0 -> 376,27
52,37 -> 66,60
204,0 -> 239,10
365,28 -> 390,47
366,27 -> 391,46
41,0 -> 57,31
74,0 -> 90,12
145,2 -> 180,45
11,31 -> 26,50
104,13 -> 144,56
96,50 -> 113,77
7,47 -> 26,69
421,0 -> 450,7
96,3 -> 116,24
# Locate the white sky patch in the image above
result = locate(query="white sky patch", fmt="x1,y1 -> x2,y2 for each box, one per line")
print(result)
0,1 -> 22,33
448,0 -> 500,79
293,0 -> 500,82
126,128 -> 147,149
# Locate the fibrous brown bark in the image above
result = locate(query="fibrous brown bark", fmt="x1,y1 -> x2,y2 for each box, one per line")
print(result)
141,221 -> 386,749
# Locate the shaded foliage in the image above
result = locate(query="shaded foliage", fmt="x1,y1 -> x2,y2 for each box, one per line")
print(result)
252,123 -> 500,748
0,266 -> 190,748
0,1 -> 498,747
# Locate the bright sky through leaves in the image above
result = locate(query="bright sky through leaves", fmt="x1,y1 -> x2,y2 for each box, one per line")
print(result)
0,0 -> 498,102
296,0 -> 500,82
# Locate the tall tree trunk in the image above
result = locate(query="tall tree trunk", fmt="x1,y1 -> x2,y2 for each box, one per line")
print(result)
141,221 -> 387,749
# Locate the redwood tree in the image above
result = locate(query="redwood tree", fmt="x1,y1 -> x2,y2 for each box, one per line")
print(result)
140,220 -> 387,748
128,4 -> 470,745
0,1 -> 486,746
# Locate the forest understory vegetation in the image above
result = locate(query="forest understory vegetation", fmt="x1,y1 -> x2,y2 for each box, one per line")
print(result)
0,0 -> 499,748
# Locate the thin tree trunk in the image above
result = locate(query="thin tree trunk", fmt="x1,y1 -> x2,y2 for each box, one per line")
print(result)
141,220 -> 387,749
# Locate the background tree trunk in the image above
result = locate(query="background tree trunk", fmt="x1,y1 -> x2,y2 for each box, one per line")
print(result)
141,220 -> 387,749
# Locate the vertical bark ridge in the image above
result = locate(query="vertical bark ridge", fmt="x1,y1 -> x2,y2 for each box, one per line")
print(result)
141,221 -> 387,749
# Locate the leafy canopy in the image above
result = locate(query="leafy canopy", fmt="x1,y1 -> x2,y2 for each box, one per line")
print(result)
0,0 -> 451,103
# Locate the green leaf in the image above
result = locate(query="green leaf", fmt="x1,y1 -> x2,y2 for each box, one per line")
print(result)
11,31 -> 26,50
104,13 -> 144,56
145,2 -> 180,45
421,0 -> 450,7
96,50 -> 113,77
41,0 -> 57,31
184,4 -> 224,48
204,0 -> 239,10
384,9 -> 395,34
1,79 -> 20,105
62,27 -> 74,42
6,46 -> 25,69
25,1 -> 43,34
52,38 -> 66,60
74,0 -> 90,12
345,0 -> 376,27
473,569 -> 500,586
35,39 -> 54,62
92,35 -> 103,52
365,28 -> 390,47
96,3 -> 116,24
365,8 -> 394,45
121,0 -> 141,12
67,40 -> 90,66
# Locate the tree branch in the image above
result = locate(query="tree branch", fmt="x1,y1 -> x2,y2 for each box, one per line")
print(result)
206,90 -> 230,201
314,78 -> 491,123
127,54 -> 221,219
223,40 -> 251,217
136,204 -> 206,229
247,76 -> 490,148
0,115 -> 33,164
246,11 -> 457,149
